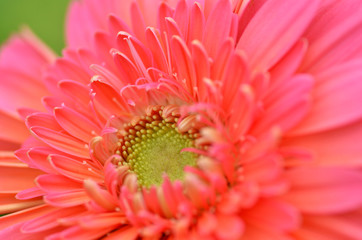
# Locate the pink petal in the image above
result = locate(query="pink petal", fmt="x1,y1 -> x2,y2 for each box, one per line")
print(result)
44,190 -> 90,208
21,206 -> 85,233
243,199 -> 300,232
171,36 -> 197,96
283,120 -> 362,167
30,126 -> 90,158
49,154 -> 103,182
284,167 -> 362,214
203,0 -> 232,58
0,192 -> 42,214
103,226 -> 138,240
237,0 -> 319,71
36,174 -> 83,193
0,163 -> 42,192
65,0 -> 129,48
215,214 -> 244,240
0,29 -> 54,115
290,60 -> 362,135
251,74 -> 314,135
54,106 -> 101,142
0,204 -> 57,230
301,0 -> 362,72
0,110 -> 28,146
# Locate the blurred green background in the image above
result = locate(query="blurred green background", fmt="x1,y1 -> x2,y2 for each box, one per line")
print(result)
0,0 -> 70,54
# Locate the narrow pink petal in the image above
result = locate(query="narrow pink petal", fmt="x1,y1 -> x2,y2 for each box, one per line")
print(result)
54,106 -> 101,142
0,204 -> 57,230
215,214 -> 244,240
252,74 -> 314,135
284,167 -> 362,214
30,126 -> 90,158
145,27 -> 169,73
290,60 -> 362,135
243,199 -> 300,232
221,51 -> 249,109
191,41 -> 210,101
26,112 -> 61,131
211,38 -> 233,80
65,0 -> 129,48
130,1 -> 147,43
16,187 -> 45,200
18,147 -> 59,174
36,174 -> 83,193
296,214 -> 362,240
203,0 -> 232,58
0,192 -> 42,214
90,80 -> 131,123
301,1 -> 362,72
21,206 -> 86,233
0,29 -> 54,115
58,80 -> 92,117
0,164 -> 42,192
78,212 -> 125,229
171,36 -> 197,96
283,120 -> 362,167
189,2 -> 205,42
83,179 -> 118,211
103,226 -> 138,240
0,110 -> 29,145
237,0 -> 319,71
44,190 -> 90,207
49,154 -> 103,182
48,225 -> 117,240
49,58 -> 91,85
268,39 -> 308,94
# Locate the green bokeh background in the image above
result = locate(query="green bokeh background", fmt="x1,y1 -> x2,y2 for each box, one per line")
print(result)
0,0 -> 71,54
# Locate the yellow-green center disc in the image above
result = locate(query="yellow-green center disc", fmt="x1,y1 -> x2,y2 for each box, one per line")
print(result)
122,119 -> 197,187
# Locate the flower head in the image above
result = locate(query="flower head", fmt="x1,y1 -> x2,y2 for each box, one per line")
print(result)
0,0 -> 362,239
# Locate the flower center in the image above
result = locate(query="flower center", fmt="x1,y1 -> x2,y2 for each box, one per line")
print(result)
117,106 -> 197,187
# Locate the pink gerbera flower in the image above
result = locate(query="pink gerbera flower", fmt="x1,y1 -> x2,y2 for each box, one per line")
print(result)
0,0 -> 362,239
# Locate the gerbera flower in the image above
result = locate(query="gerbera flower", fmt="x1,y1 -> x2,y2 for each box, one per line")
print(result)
0,0 -> 362,239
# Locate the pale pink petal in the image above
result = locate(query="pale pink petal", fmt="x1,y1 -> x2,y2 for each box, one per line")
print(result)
66,0 -> 130,48
202,0 -> 232,58
237,0 -> 319,71
290,60 -> 362,135
301,0 -> 362,72
0,29 -> 54,116
284,167 -> 362,214
283,120 -> 362,167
